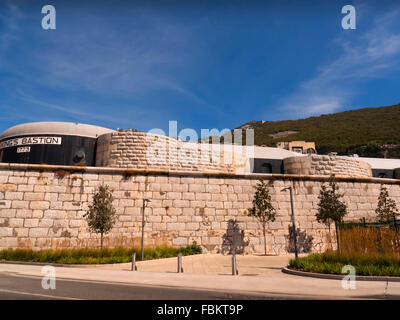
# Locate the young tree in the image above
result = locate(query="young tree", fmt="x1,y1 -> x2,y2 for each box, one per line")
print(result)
316,175 -> 348,252
376,185 -> 398,228
248,179 -> 276,255
84,185 -> 116,249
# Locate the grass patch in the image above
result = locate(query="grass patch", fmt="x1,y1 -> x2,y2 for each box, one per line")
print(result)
0,242 -> 202,264
289,251 -> 400,277
289,226 -> 400,277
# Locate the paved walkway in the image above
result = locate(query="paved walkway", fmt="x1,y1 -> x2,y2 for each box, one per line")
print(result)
1,254 -> 399,299
93,253 -> 297,276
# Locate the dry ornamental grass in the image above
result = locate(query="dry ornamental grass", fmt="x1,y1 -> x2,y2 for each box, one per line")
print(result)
339,226 -> 400,256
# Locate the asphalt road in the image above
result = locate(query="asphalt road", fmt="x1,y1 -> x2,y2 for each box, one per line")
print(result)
0,273 -> 293,300
4,272 -> 394,320
1,270 -> 399,300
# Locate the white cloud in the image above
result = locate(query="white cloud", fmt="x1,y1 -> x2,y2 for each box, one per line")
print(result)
0,1 -> 24,53
277,5 -> 400,118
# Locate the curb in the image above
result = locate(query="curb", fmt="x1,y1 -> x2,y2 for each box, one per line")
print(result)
282,267 -> 400,282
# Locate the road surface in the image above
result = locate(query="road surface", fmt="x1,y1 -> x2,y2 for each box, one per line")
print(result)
0,273 -> 297,300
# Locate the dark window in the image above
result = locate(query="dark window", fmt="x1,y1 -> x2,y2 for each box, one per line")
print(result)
378,172 -> 387,178
292,147 -> 303,153
306,148 -> 316,154
261,163 -> 272,173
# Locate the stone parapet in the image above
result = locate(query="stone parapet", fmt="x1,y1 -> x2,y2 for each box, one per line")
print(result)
96,130 -> 248,173
284,155 -> 372,177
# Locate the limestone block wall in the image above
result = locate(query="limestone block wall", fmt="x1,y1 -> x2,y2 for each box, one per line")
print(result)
284,155 -> 372,177
1,163 -> 399,254
96,130 -> 248,173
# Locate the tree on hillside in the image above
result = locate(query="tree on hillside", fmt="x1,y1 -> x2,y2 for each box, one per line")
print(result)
84,185 -> 116,249
376,185 -> 398,229
248,179 -> 276,255
316,175 -> 348,252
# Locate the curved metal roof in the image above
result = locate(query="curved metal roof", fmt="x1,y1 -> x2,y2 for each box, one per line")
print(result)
0,122 -> 115,140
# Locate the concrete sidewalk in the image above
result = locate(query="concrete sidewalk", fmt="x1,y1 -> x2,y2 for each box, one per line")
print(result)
94,253 -> 296,276
1,254 -> 399,299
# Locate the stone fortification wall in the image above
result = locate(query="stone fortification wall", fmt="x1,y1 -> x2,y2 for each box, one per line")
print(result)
284,155 -> 372,177
96,130 -> 248,173
1,163 -> 399,254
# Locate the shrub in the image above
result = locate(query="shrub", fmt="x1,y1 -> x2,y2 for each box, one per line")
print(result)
0,243 -> 202,264
289,251 -> 400,277
179,241 -> 202,255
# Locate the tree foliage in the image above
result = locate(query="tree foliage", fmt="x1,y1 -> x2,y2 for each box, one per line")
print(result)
316,175 -> 348,251
248,179 -> 276,255
237,104 -> 400,156
376,185 -> 398,226
84,185 -> 116,249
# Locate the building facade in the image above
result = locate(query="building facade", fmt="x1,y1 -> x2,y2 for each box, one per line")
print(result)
0,122 -> 114,166
276,141 -> 317,155
0,122 -> 399,253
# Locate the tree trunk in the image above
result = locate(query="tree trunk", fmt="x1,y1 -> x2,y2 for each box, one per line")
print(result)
328,220 -> 333,250
335,222 -> 341,254
100,232 -> 103,250
263,225 -> 267,256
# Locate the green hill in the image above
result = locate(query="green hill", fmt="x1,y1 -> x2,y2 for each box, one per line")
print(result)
237,103 -> 400,158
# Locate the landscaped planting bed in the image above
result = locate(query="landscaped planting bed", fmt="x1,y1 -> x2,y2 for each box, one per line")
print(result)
0,243 -> 202,264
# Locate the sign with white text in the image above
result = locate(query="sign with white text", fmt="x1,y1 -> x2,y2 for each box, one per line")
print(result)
0,137 -> 62,150
17,146 -> 31,153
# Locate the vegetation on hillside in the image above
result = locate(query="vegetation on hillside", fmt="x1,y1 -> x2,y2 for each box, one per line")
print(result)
237,104 -> 400,157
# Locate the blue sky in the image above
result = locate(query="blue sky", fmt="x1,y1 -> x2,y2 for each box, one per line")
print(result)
1,0 -> 400,137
